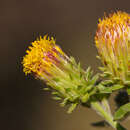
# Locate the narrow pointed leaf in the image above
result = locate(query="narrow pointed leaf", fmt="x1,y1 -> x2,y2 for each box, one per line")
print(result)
99,85 -> 124,93
67,103 -> 77,114
126,86 -> 130,95
114,103 -> 130,120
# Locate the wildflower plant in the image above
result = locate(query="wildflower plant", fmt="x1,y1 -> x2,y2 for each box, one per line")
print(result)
22,11 -> 130,130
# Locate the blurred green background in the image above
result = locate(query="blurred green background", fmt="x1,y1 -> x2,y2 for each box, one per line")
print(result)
1,0 -> 130,130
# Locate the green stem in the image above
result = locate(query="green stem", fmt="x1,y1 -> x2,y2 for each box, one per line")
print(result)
90,101 -> 126,130
101,98 -> 112,115
91,101 -> 117,129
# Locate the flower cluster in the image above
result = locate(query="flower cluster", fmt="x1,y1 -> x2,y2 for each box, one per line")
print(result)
95,11 -> 130,83
22,11 -> 130,129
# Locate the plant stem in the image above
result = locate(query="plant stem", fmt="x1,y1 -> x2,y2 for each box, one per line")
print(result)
91,101 -> 117,129
90,101 -> 126,130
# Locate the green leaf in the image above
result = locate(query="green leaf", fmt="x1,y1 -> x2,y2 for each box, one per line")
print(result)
81,93 -> 89,103
65,88 -> 71,92
96,55 -> 101,60
43,88 -> 50,91
124,81 -> 130,86
52,78 -> 60,82
67,103 -> 77,114
77,62 -> 81,70
114,103 -> 130,120
99,85 -> 124,93
100,88 -> 112,93
70,56 -> 77,65
52,91 -> 59,95
98,84 -> 112,93
109,85 -> 124,91
100,70 -> 112,78
116,123 -> 126,130
98,66 -> 106,71
85,67 -> 91,79
91,74 -> 99,85
101,80 -> 113,85
60,98 -> 69,107
127,87 -> 130,95
69,73 -> 73,80
103,71 -> 112,76
52,96 -> 61,100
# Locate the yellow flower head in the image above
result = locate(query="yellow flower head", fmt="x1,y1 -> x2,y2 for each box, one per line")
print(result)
22,35 -> 67,78
95,11 -> 130,81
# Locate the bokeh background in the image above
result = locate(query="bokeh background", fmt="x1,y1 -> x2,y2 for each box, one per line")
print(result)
1,0 -> 130,130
